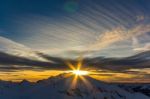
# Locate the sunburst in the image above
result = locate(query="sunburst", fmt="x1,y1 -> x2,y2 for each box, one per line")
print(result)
65,58 -> 92,89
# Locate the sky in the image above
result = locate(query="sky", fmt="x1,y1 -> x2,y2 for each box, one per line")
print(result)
0,0 -> 150,58
0,0 -> 150,82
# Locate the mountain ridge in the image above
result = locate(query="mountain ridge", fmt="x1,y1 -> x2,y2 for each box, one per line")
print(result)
0,73 -> 149,99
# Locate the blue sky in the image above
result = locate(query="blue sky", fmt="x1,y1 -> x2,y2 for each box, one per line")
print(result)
0,0 -> 150,58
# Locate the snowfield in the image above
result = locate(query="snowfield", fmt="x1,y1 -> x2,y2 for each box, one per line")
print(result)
0,74 -> 149,99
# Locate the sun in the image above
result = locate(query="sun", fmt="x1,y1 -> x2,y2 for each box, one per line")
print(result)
66,57 -> 89,76
71,70 -> 89,76
65,58 -> 92,89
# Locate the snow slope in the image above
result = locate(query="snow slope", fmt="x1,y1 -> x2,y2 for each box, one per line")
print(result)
0,74 -> 149,99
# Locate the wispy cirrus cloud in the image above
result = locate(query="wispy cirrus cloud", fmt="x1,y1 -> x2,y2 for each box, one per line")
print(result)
87,24 -> 150,51
133,43 -> 150,52
10,0 -> 150,58
0,36 -> 48,61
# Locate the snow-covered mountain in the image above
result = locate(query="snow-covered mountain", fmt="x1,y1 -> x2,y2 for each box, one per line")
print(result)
0,74 -> 149,99
118,83 -> 150,97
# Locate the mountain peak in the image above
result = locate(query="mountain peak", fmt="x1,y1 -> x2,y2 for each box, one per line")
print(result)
19,79 -> 31,86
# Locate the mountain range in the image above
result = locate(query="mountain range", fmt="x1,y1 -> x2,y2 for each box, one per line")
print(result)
0,73 -> 149,99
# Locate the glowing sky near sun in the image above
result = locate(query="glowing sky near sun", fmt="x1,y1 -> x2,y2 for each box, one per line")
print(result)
0,69 -> 149,83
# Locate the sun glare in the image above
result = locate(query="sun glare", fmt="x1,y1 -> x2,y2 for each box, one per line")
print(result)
66,57 -> 89,76
65,58 -> 92,89
72,70 -> 89,76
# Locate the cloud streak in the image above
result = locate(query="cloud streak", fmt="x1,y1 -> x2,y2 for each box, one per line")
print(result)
134,43 -> 150,51
0,36 -> 48,61
87,24 -> 150,51
0,52 -> 59,70
10,0 -> 149,58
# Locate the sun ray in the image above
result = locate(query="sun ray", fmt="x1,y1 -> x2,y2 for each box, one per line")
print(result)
70,74 -> 78,89
65,61 -> 76,70
79,76 -> 93,89
76,56 -> 83,70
